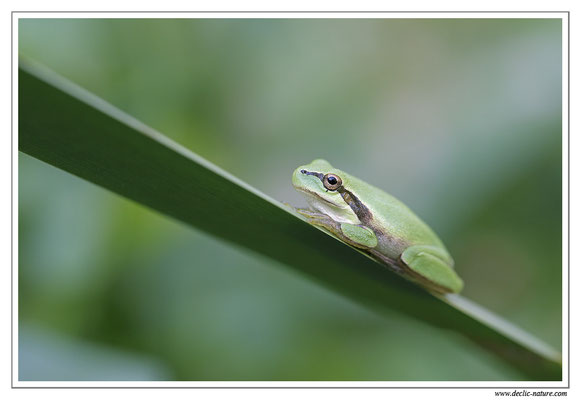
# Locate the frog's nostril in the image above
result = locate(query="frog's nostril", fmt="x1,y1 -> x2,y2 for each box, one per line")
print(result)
300,169 -> 307,174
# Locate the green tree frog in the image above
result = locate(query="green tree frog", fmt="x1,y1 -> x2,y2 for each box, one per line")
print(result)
292,159 -> 463,294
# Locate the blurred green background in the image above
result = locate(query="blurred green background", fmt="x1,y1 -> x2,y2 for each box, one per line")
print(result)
18,18 -> 562,381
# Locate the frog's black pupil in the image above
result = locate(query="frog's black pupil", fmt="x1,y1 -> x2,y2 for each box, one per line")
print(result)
327,176 -> 337,185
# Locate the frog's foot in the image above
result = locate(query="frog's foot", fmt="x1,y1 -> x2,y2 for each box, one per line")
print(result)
399,245 -> 463,294
296,209 -> 378,250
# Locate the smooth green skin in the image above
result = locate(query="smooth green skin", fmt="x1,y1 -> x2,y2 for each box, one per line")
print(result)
292,159 -> 463,294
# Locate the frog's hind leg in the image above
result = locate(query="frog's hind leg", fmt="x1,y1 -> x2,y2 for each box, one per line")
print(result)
399,245 -> 463,294
296,209 -> 377,250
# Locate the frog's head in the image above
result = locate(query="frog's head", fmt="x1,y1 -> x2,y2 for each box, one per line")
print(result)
292,159 -> 360,224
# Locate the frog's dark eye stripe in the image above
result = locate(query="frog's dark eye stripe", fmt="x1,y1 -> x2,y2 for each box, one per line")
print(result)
300,169 -> 324,181
337,187 -> 372,224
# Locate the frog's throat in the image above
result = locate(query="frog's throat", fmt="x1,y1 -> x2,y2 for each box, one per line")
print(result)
297,187 -> 361,225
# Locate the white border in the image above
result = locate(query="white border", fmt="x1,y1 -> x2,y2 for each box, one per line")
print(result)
12,11 -> 569,389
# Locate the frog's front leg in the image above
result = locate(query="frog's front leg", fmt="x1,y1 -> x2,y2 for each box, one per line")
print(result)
296,209 -> 378,250
399,245 -> 463,294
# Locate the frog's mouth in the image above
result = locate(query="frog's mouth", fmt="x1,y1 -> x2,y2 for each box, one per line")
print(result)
294,187 -> 336,207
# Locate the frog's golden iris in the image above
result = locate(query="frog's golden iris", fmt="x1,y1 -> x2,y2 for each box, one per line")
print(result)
323,173 -> 342,191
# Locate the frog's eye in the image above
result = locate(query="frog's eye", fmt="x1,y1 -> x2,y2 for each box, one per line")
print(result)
323,173 -> 342,191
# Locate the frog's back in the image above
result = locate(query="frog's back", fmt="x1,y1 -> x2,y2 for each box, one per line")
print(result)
337,169 -> 447,250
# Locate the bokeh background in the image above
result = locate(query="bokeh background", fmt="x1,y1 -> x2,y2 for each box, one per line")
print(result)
18,18 -> 562,381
